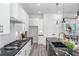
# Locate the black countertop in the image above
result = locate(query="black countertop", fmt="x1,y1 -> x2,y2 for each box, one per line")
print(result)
0,37 -> 32,56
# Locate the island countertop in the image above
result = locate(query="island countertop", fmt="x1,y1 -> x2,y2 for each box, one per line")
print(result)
46,37 -> 79,56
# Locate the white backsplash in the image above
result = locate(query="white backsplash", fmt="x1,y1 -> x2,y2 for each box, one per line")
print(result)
0,23 -> 23,48
0,33 -> 16,48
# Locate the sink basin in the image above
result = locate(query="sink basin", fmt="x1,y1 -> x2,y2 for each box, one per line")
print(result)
52,42 -> 67,48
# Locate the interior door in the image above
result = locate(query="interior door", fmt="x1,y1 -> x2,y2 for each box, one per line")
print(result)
29,26 -> 38,44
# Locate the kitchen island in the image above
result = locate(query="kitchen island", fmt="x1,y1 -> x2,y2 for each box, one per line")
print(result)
46,37 -> 79,56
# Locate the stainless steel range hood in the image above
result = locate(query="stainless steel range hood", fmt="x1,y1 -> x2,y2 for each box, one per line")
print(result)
10,17 -> 24,23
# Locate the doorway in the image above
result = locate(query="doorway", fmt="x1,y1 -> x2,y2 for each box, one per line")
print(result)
29,26 -> 38,44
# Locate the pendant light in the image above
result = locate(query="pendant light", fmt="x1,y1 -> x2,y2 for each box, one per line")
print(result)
62,3 -> 66,23
77,4 -> 79,15
76,3 -> 79,19
75,3 -> 79,19
56,3 -> 59,24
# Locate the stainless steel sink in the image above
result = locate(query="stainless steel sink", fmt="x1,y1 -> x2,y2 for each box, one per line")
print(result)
52,42 -> 67,48
51,42 -> 70,56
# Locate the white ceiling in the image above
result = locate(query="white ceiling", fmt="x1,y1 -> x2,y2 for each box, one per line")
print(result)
20,3 -> 78,15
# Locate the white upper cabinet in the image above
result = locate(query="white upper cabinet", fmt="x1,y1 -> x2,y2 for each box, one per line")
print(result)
10,3 -> 19,20
18,7 -> 29,31
0,4 -> 10,35
10,3 -> 29,31
10,3 -> 23,23
25,12 -> 29,31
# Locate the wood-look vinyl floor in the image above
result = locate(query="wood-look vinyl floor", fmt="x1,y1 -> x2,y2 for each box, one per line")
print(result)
29,44 -> 48,56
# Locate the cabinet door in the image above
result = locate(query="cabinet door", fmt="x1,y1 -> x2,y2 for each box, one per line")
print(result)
18,7 -> 29,31
16,50 -> 25,56
10,3 -> 19,20
46,40 -> 49,54
16,40 -> 32,56
19,50 -> 25,56
0,4 -> 10,35
25,40 -> 31,56
25,13 -> 29,31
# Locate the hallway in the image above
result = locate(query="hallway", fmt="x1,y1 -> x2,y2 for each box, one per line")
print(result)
29,44 -> 48,56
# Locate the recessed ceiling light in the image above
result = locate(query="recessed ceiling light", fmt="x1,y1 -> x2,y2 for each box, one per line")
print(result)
38,11 -> 41,13
37,3 -> 40,6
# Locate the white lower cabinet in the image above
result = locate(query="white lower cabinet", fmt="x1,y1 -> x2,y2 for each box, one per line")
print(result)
25,40 -> 31,56
17,50 -> 25,56
15,45 -> 26,56
15,40 -> 32,56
